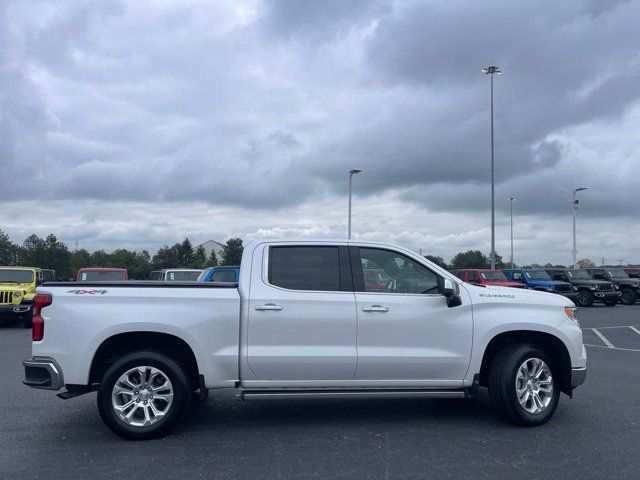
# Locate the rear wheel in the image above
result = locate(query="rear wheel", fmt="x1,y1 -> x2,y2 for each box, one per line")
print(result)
576,291 -> 594,307
97,351 -> 192,440
488,344 -> 560,426
621,289 -> 637,305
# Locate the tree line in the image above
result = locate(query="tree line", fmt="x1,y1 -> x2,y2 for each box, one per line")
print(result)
425,250 -> 594,270
0,230 -> 244,280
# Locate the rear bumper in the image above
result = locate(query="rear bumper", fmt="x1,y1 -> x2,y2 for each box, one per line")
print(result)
571,367 -> 587,388
23,357 -> 64,391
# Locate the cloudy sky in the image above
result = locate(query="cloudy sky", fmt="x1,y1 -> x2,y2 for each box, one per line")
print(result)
1,0 -> 639,265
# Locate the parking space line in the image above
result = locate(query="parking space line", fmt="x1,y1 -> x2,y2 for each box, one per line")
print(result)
629,326 -> 640,336
591,328 -> 615,348
585,343 -> 640,353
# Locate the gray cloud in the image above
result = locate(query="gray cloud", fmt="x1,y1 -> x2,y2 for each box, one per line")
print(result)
0,0 -> 639,264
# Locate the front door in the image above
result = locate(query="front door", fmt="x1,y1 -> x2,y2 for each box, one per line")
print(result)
352,246 -> 472,386
246,244 -> 357,382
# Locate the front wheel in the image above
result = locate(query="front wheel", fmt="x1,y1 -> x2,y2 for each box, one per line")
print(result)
97,351 -> 192,440
489,345 -> 560,426
575,291 -> 594,307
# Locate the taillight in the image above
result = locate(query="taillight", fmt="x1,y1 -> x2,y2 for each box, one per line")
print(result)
32,294 -> 52,342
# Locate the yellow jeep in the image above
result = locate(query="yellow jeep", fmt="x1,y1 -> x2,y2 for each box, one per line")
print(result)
0,266 -> 40,328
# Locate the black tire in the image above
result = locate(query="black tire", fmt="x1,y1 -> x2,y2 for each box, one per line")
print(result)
576,291 -> 594,307
97,350 -> 192,440
22,309 -> 33,328
620,289 -> 637,305
488,344 -> 560,426
603,298 -> 618,307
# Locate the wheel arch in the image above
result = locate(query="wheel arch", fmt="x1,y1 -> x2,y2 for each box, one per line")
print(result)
89,331 -> 200,387
478,330 -> 573,395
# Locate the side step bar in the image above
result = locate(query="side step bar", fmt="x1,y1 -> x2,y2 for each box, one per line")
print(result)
239,389 -> 466,401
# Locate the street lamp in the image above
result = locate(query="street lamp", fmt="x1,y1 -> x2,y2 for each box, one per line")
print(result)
482,65 -> 501,270
572,187 -> 588,268
509,197 -> 516,268
348,169 -> 362,239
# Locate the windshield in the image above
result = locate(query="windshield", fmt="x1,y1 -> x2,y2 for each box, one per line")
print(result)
167,271 -> 202,281
567,269 -> 592,280
607,269 -> 628,278
480,271 -> 507,281
0,269 -> 34,283
524,270 -> 551,280
81,271 -> 126,281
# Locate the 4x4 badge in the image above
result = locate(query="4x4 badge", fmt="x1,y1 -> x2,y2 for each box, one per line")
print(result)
67,289 -> 108,295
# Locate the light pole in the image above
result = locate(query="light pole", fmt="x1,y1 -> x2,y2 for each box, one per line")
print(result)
482,65 -> 501,270
348,169 -> 362,239
572,187 -> 588,268
509,197 -> 516,268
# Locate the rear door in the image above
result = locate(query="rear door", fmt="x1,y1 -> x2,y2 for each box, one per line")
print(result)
351,246 -> 473,385
246,244 -> 357,382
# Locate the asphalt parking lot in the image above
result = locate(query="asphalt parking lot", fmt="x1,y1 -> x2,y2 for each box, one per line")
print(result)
1,306 -> 640,480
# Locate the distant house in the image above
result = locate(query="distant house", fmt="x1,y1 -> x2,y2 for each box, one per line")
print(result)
196,240 -> 225,261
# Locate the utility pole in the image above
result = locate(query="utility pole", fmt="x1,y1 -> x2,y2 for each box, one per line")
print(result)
482,65 -> 501,270
572,187 -> 588,268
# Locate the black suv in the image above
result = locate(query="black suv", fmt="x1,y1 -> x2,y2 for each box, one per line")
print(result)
545,268 -> 620,307
584,268 -> 640,305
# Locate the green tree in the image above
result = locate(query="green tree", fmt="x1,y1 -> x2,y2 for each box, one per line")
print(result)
18,233 -> 72,278
175,238 -> 195,268
205,249 -> 218,267
192,246 -> 207,269
450,250 -> 490,270
0,229 -> 18,265
221,238 -> 243,266
577,258 -> 596,268
151,246 -> 178,270
425,255 -> 448,270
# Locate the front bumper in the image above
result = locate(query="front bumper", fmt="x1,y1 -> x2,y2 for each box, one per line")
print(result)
556,291 -> 578,300
593,291 -> 621,301
0,303 -> 32,315
571,367 -> 587,388
23,357 -> 64,391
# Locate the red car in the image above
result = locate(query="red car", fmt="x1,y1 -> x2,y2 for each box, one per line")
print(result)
624,268 -> 640,279
76,267 -> 128,281
452,269 -> 528,289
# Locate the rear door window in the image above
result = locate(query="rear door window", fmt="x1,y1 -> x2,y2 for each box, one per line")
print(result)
269,246 -> 341,292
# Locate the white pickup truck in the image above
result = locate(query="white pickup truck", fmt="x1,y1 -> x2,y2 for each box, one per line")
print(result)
23,239 -> 586,440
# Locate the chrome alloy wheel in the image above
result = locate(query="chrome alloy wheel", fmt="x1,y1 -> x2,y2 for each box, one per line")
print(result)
111,366 -> 174,427
515,358 -> 553,415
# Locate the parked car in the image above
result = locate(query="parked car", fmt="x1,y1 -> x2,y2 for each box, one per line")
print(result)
197,266 -> 240,283
149,269 -> 203,282
40,269 -> 57,282
23,239 -> 586,439
76,268 -> 128,281
624,268 -> 640,279
452,269 -> 528,289
583,268 -> 640,305
0,266 -> 39,328
502,269 -> 577,300
545,268 -> 620,307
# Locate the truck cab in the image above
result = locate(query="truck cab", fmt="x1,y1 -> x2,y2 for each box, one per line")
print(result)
545,268 -> 620,307
76,268 -> 128,281
149,269 -> 203,281
583,268 -> 640,305
502,269 -> 577,300
0,266 -> 39,328
452,269 -> 528,289
197,266 -> 240,283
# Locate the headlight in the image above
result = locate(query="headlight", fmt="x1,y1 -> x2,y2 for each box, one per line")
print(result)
564,306 -> 578,323
13,292 -> 21,298
573,285 -> 579,291
588,286 -> 597,290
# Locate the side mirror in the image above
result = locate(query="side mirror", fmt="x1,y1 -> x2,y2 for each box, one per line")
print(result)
442,278 -> 462,308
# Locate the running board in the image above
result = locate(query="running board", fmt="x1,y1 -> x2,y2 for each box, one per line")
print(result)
239,389 -> 466,401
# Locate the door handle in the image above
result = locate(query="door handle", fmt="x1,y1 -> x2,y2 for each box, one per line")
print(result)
255,304 -> 283,311
362,305 -> 389,313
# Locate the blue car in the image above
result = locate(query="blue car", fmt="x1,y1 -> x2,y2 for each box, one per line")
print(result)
502,269 -> 578,300
197,266 -> 240,283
